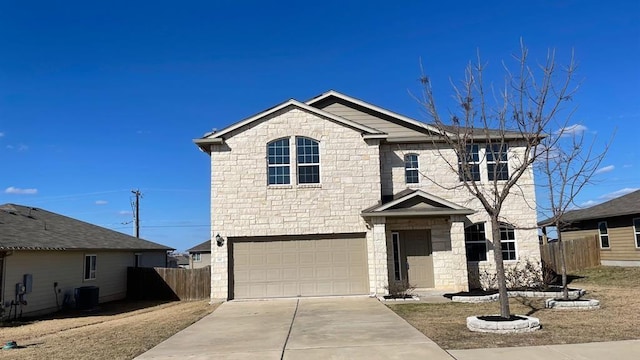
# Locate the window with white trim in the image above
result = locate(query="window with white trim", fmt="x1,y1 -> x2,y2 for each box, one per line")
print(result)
296,137 -> 320,184
465,223 -> 487,261
193,252 -> 201,262
486,144 -> 509,180
458,144 -> 480,181
499,223 -> 517,261
598,221 -> 610,248
84,254 -> 97,280
404,154 -> 419,184
634,218 -> 640,248
267,138 -> 290,185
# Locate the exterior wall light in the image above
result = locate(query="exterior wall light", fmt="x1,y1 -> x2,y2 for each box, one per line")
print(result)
215,233 -> 225,247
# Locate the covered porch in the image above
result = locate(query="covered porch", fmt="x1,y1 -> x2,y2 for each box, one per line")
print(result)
362,190 -> 475,295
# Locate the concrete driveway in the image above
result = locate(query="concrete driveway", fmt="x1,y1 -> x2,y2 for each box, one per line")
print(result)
135,297 -> 453,359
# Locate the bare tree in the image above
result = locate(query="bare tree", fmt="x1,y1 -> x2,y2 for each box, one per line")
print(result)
418,42 -> 578,318
538,127 -> 612,300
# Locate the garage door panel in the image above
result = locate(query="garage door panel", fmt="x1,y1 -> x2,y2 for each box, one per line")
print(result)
233,236 -> 369,299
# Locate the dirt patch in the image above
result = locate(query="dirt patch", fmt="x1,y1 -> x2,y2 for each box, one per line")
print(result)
388,266 -> 640,349
1,300 -> 219,359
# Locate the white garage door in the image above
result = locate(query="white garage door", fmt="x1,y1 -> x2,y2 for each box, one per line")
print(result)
232,236 -> 369,299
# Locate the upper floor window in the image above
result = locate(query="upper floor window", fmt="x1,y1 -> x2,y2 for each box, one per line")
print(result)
84,254 -> 97,280
487,144 -> 509,181
192,253 -> 201,262
458,144 -> 480,181
465,223 -> 487,261
598,221 -> 610,248
634,218 -> 640,248
499,223 -> 517,261
297,137 -> 320,184
267,138 -> 290,185
404,154 -> 419,184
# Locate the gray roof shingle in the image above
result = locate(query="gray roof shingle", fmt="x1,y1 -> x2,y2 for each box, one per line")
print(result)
0,204 -> 173,251
538,190 -> 640,225
187,239 -> 211,253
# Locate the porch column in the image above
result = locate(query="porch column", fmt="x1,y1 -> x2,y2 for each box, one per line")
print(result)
450,216 -> 469,292
368,217 -> 389,295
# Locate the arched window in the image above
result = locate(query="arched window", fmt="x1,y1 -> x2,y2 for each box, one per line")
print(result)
499,223 -> 517,260
296,137 -> 320,184
267,138 -> 290,185
404,154 -> 419,184
464,223 -> 487,261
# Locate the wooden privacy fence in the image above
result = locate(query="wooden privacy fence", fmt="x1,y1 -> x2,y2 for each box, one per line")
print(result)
127,266 -> 210,301
540,235 -> 600,273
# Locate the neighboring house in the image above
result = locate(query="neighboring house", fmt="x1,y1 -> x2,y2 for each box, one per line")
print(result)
167,253 -> 190,268
194,90 -> 540,301
539,190 -> 640,266
187,240 -> 212,269
0,204 -> 173,318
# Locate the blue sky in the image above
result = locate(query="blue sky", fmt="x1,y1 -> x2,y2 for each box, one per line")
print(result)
1,1 -> 638,251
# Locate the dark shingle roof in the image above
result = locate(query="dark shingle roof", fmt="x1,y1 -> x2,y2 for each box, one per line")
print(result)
0,204 -> 173,251
538,190 -> 640,225
187,239 -> 211,253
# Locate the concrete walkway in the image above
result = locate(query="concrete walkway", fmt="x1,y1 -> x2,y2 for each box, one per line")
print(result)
448,340 -> 640,360
135,297 -> 453,359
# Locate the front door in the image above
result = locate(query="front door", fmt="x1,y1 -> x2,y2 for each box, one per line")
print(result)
392,230 -> 434,288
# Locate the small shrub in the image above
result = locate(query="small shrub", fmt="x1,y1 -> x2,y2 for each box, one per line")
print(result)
385,280 -> 416,298
479,258 -> 552,291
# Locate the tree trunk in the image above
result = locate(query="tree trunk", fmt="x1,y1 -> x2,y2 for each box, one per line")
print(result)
491,217 -> 510,318
557,228 -> 569,300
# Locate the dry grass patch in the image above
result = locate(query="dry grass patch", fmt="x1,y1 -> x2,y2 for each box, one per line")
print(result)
389,266 -> 640,349
1,300 -> 219,360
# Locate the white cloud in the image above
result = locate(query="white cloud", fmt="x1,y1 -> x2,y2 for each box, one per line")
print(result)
578,200 -> 599,208
594,165 -> 615,174
623,164 -> 633,168
4,186 -> 38,195
557,124 -> 587,136
599,187 -> 639,200
95,200 -> 108,205
118,210 -> 133,216
5,144 -> 28,151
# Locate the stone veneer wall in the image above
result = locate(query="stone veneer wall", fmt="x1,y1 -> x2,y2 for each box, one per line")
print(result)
380,142 -> 541,289
208,107 -> 382,300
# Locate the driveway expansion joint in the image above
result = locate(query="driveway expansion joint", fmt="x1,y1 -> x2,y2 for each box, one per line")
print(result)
280,299 -> 299,360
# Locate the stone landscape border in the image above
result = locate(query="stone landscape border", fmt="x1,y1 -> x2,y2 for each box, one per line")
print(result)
545,298 -> 600,310
377,295 -> 420,302
467,315 -> 541,333
451,288 -> 586,303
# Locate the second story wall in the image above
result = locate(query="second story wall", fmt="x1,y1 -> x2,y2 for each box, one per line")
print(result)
210,107 -> 381,238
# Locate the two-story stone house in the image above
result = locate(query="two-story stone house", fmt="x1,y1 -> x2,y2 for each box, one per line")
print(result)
194,90 -> 540,301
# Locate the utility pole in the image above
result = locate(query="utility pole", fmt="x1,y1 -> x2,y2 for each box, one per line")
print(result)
131,189 -> 141,238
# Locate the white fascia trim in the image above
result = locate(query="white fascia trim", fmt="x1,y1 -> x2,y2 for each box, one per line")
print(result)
201,98 -> 384,141
374,190 -> 471,212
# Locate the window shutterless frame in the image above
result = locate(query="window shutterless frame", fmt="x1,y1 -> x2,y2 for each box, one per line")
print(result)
84,254 -> 97,280
404,154 -> 419,184
267,138 -> 291,185
464,223 -> 487,262
391,232 -> 402,281
499,223 -> 517,261
634,218 -> 640,249
598,221 -> 610,248
296,137 -> 320,184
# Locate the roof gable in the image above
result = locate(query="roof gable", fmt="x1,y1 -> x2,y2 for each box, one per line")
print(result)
306,90 -> 444,141
187,239 -> 211,253
194,98 -> 386,152
362,189 -> 475,217
0,204 -> 173,251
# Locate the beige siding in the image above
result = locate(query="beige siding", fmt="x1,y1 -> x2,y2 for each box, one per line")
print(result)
2,250 -> 156,317
318,101 -> 427,139
603,225 -> 640,261
563,222 -> 640,262
190,252 -> 212,269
